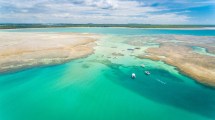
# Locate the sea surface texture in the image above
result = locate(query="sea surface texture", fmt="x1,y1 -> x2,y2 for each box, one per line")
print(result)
0,28 -> 215,120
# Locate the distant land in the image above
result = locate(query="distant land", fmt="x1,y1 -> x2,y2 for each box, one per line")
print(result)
0,24 -> 215,29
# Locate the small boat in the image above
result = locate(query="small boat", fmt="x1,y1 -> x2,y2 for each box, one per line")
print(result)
145,71 -> 150,75
141,64 -> 145,68
127,48 -> 134,51
131,73 -> 136,79
135,47 -> 141,50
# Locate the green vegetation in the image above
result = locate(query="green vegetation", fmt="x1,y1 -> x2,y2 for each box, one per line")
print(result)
0,23 -> 215,29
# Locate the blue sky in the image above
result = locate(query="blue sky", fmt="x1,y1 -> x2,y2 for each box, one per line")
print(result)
0,0 -> 214,24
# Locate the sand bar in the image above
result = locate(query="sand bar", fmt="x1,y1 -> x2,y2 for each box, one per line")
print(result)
127,35 -> 215,87
0,32 -> 100,73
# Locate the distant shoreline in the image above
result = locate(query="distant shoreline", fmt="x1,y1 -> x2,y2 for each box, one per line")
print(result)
1,24 -> 215,29
1,27 -> 215,31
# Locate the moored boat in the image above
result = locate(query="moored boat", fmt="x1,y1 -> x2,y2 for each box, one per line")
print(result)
131,73 -> 136,79
145,71 -> 150,75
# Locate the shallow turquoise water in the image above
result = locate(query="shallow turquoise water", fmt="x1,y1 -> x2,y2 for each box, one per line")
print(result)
192,46 -> 215,57
0,28 -> 215,120
1,27 -> 215,36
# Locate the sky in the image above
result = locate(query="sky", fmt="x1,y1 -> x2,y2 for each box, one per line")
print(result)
0,0 -> 214,24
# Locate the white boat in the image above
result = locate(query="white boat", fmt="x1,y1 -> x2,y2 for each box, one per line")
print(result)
141,64 -> 145,68
131,73 -> 136,79
145,71 -> 150,75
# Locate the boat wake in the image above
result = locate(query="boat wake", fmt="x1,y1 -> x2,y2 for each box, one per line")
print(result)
156,79 -> 166,85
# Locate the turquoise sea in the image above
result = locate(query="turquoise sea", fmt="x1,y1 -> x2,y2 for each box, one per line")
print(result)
0,28 -> 215,120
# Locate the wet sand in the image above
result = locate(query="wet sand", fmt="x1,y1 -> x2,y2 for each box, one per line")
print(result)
0,32 -> 99,73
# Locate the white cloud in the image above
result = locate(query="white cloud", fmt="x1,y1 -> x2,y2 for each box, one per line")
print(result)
0,0 -> 193,24
84,0 -> 118,9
